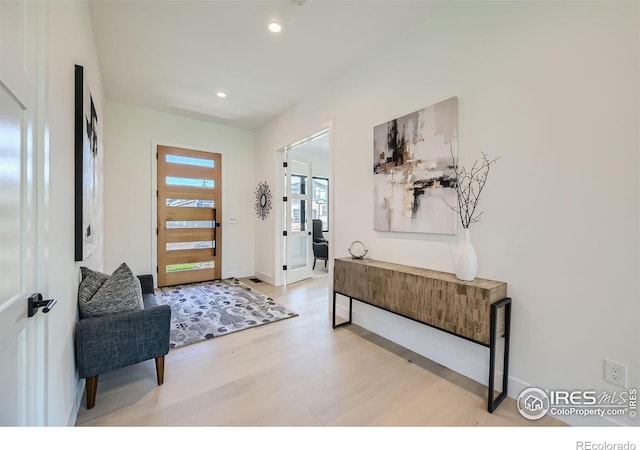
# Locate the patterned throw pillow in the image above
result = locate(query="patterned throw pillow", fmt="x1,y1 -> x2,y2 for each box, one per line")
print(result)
78,266 -> 110,309
78,263 -> 144,319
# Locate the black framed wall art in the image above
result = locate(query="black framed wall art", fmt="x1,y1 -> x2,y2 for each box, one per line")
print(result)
74,64 -> 99,261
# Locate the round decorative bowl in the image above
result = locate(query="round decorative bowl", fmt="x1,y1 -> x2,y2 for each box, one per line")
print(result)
348,241 -> 368,259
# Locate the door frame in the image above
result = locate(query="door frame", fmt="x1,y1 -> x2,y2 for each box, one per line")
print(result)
274,121 -> 333,287
150,140 -> 222,288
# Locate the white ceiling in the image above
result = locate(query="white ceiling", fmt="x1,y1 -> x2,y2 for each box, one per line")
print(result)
88,0 -> 438,131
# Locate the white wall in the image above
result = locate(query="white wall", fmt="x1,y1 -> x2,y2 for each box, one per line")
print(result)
294,137 -> 330,179
103,101 -> 256,281
46,1 -> 105,425
293,149 -> 329,179
256,2 -> 640,426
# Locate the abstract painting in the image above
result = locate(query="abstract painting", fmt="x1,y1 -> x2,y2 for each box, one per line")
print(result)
373,96 -> 458,234
74,64 -> 99,261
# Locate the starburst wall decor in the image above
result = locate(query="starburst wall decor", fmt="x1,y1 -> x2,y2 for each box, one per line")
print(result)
255,181 -> 272,220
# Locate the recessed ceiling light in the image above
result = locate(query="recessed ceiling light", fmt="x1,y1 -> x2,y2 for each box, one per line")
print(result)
268,22 -> 282,33
216,92 -> 227,98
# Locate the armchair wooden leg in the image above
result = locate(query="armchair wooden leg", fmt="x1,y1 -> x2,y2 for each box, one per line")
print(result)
155,355 -> 165,385
86,375 -> 98,409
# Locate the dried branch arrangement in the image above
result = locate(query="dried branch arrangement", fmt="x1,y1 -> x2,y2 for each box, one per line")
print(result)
444,145 -> 500,229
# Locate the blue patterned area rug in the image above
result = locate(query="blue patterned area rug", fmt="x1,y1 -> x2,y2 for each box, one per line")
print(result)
156,278 -> 298,349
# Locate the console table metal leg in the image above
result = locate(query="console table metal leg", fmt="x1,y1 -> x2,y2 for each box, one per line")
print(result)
488,297 -> 511,413
332,291 -> 336,328
332,291 -> 353,329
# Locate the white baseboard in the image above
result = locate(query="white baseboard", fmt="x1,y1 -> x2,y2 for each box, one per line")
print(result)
67,378 -> 85,426
252,270 -> 275,285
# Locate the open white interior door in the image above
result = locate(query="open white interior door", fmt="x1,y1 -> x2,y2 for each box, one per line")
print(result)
284,153 -> 312,285
0,2 -> 48,426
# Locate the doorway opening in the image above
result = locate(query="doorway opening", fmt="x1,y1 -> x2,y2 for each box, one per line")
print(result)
281,128 -> 331,285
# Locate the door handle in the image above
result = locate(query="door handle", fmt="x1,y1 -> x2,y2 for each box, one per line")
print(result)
213,208 -> 217,257
27,293 -> 57,317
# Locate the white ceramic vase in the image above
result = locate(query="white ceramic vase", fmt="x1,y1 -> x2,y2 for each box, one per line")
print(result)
455,228 -> 478,281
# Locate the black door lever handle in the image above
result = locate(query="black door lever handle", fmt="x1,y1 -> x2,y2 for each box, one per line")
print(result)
27,293 -> 57,317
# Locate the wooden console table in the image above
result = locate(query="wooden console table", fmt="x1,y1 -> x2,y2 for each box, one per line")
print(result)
332,257 -> 511,413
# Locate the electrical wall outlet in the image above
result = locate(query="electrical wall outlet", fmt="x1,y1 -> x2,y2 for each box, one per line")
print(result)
604,359 -> 628,388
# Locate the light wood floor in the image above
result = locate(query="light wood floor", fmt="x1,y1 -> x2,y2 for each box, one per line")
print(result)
74,273 -> 564,427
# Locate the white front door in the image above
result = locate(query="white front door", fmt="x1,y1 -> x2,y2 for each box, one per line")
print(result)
284,155 -> 312,285
0,2 -> 48,426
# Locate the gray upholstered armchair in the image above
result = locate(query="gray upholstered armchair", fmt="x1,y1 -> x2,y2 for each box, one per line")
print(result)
312,219 -> 329,270
74,274 -> 171,409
